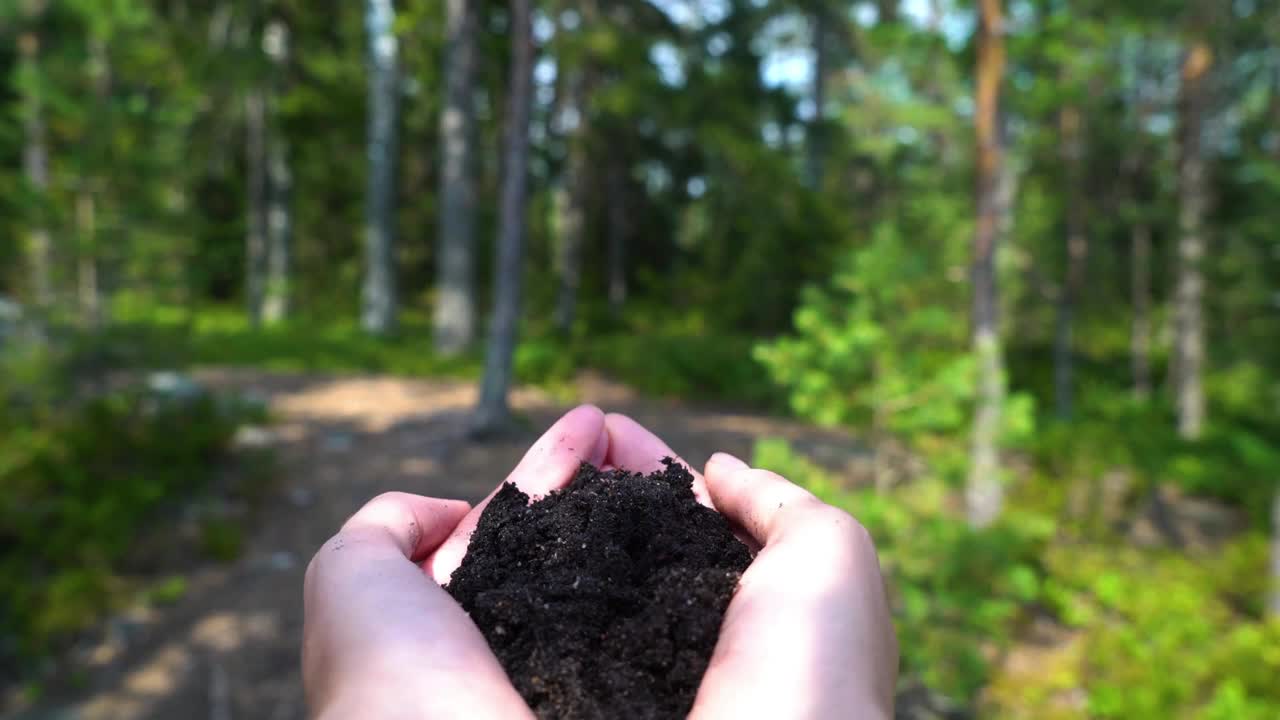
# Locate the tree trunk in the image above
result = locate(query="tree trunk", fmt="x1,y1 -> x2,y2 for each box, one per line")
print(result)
245,86 -> 268,327
474,0 -> 534,433
263,125 -> 292,324
1174,41 -> 1211,440
878,0 -> 899,24
206,3 -> 238,177
1131,220 -> 1152,400
967,0 -> 1007,529
77,34 -> 110,330
1270,488 -> 1280,619
18,26 -> 52,310
262,19 -> 292,325
554,72 -> 591,334
361,0 -> 400,335
1125,58 -> 1154,402
76,191 -> 102,330
434,0 -> 479,354
1267,38 -> 1280,623
1053,105 -> 1087,420
553,0 -> 600,335
606,151 -> 628,316
806,7 -> 827,188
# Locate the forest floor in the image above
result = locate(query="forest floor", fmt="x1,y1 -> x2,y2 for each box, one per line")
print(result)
10,369 -> 864,720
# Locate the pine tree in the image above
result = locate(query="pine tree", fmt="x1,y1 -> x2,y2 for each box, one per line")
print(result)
474,0 -> 535,433
361,0 -> 400,335
434,0 -> 479,353
967,0 -> 1008,528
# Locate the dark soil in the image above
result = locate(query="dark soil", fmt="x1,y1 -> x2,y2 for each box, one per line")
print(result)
445,459 -> 753,720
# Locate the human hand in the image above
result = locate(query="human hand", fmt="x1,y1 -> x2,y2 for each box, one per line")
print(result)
691,451 -> 898,719
304,406 -> 896,718
302,405 -> 610,720
599,415 -> 898,719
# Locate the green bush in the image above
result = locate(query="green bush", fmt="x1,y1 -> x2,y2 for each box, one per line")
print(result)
755,437 -> 1280,717
577,330 -> 779,406
514,336 -> 578,385
753,438 -> 1053,702
1033,540 -> 1280,719
0,361 -> 240,664
102,303 -> 780,409
97,303 -> 482,378
1032,398 -> 1280,528
756,229 -> 1036,483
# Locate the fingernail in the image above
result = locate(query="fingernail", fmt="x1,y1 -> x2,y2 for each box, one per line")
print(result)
708,452 -> 748,472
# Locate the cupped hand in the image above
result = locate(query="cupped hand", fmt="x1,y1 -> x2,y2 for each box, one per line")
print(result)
599,415 -> 898,719
302,404 -> 609,720
303,406 -> 897,719
691,452 -> 899,719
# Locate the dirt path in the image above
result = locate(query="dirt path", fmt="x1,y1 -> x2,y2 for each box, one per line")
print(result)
10,370 -> 864,720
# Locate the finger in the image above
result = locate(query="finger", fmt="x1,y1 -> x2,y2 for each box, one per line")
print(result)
428,404 -> 607,584
503,404 -> 608,494
305,504 -> 532,718
603,412 -> 714,508
601,412 -> 683,473
340,491 -> 472,561
694,453 -> 898,719
703,452 -> 823,546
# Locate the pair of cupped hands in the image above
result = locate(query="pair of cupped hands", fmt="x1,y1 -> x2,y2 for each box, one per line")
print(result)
302,406 -> 898,719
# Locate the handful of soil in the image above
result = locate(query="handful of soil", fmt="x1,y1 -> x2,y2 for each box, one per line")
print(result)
445,459 -> 752,719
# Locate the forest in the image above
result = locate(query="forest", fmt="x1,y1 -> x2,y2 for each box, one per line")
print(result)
1,0 -> 1279,717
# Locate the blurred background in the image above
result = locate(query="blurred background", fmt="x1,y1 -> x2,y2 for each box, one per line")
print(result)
1,0 -> 1278,717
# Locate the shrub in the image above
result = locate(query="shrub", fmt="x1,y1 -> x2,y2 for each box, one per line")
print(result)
753,438 -> 1052,703
0,358 -> 241,666
577,331 -> 778,406
753,437 -> 1280,717
1021,538 -> 1280,718
1032,399 -> 1280,529
755,229 -> 1035,483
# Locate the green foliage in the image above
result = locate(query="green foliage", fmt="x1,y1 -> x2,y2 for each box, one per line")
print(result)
101,301 -> 483,378
144,576 -> 188,606
755,438 -> 1280,716
757,228 -> 1036,481
199,518 -> 245,563
757,225 -> 971,429
99,302 -> 782,410
576,330 -> 777,406
513,335 -> 577,386
1,0 -> 1278,715
753,438 -> 1053,702
1031,390 -> 1280,528
0,355 -> 241,663
1029,541 -> 1280,718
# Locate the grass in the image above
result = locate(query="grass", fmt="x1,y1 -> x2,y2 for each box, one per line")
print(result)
93,300 -> 784,410
96,302 -> 484,378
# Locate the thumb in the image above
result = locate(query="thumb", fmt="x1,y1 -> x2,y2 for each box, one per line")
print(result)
340,492 -> 472,562
704,452 -> 821,547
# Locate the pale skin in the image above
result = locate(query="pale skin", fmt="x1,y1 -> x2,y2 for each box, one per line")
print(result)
302,405 -> 898,719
